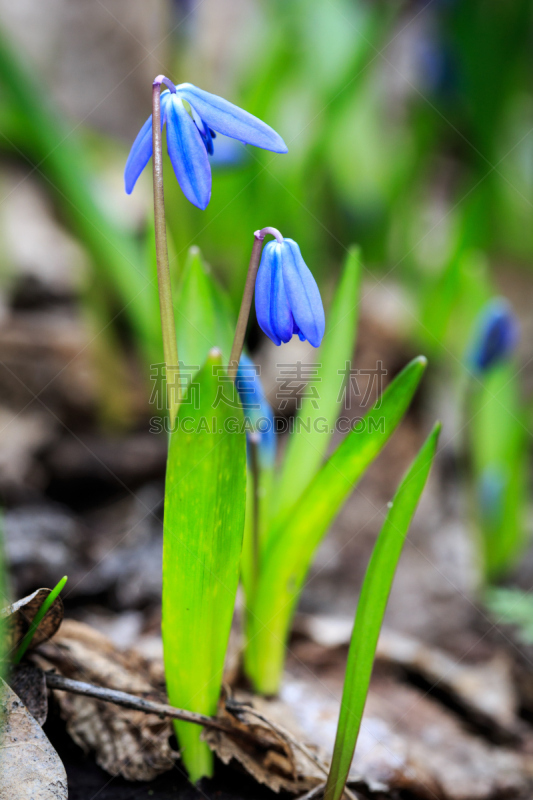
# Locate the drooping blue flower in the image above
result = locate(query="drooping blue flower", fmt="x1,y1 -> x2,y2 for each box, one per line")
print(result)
124,79 -> 287,210
255,238 -> 325,348
237,354 -> 276,468
468,298 -> 519,373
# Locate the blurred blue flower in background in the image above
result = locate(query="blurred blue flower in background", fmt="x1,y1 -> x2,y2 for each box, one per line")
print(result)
237,354 -> 276,469
255,238 -> 325,348
468,298 -> 519,373
125,80 -> 287,209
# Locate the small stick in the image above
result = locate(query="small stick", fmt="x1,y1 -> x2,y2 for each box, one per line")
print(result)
45,673 -> 233,734
45,671 -> 352,794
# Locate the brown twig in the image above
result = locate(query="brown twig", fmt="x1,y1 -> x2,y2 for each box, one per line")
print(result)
45,673 -> 233,734
45,672 -> 358,798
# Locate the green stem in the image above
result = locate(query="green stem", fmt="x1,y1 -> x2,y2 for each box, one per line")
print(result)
249,437 -> 261,597
13,576 -> 68,664
228,227 -> 283,380
152,77 -> 180,426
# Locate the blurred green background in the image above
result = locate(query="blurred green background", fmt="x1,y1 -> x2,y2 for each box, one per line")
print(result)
0,0 -> 531,366
0,0 -> 531,591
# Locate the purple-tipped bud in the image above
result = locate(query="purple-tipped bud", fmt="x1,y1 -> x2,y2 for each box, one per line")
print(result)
468,298 -> 519,373
255,238 -> 325,348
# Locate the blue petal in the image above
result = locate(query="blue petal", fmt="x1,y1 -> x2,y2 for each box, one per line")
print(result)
190,106 -> 214,155
124,91 -> 171,194
281,239 -> 325,348
176,83 -> 288,153
165,94 -> 212,210
255,241 -> 293,345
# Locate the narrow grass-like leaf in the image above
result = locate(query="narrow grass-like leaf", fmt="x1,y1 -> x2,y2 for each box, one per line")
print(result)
175,247 -> 235,389
244,356 -> 427,694
324,422 -> 440,800
470,364 -> 527,578
13,576 -> 68,664
162,350 -> 246,781
274,246 -> 361,518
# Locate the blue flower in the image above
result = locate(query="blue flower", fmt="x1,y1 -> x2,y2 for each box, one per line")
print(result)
237,355 -> 276,469
124,80 -> 287,210
255,238 -> 325,348
468,298 -> 519,373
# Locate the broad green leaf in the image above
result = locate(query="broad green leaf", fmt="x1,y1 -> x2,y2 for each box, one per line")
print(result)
162,350 -> 246,781
274,246 -> 361,518
244,356 -> 427,693
175,247 -> 235,389
324,422 -> 440,800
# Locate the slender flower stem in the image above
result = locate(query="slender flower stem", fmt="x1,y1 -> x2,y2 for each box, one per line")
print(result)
228,227 -> 283,380
249,436 -> 261,596
152,76 -> 180,426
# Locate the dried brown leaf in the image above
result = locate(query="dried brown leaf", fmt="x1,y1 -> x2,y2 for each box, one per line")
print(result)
10,663 -> 48,725
203,698 -> 322,794
34,619 -> 176,781
277,671 -> 533,800
296,617 -> 521,742
0,679 -> 67,800
1,587 -> 64,652
375,630 -> 519,739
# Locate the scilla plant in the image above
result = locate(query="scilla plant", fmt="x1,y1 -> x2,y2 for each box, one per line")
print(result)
127,75 -> 439,785
464,298 -> 526,580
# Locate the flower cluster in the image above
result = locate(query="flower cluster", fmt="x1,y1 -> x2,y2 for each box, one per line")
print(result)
126,77 -> 324,351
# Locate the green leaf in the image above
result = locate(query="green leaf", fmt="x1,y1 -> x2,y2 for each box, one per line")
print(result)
324,422 -> 440,800
244,356 -> 428,694
175,247 -> 235,389
274,246 -> 361,518
162,350 -> 246,781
